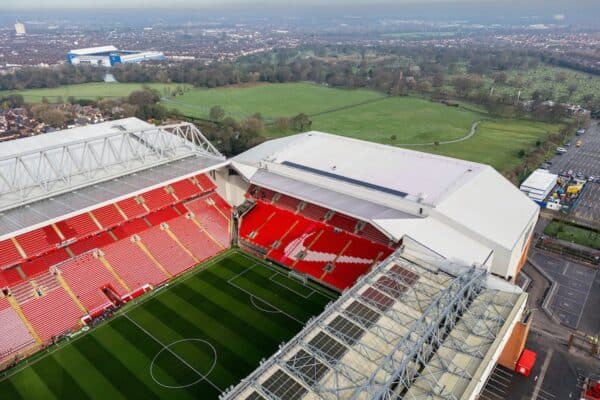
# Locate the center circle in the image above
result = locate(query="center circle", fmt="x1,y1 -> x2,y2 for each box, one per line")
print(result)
150,339 -> 217,389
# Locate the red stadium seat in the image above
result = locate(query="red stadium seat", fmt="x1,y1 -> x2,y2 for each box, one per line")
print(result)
55,213 -> 100,241
112,219 -> 150,240
328,213 -> 359,233
91,204 -> 125,230
142,187 -> 176,212
21,249 -> 70,279
19,286 -> 84,342
58,252 -> 128,312
116,197 -> 147,219
0,297 -> 36,361
239,198 -> 395,291
146,207 -> 180,226
185,195 -> 231,248
138,227 -> 197,277
195,174 -> 217,192
0,239 -> 23,269
69,233 -> 116,255
2,268 -> 25,287
15,227 -> 61,259
170,178 -> 204,200
167,216 -> 222,263
102,239 -> 168,289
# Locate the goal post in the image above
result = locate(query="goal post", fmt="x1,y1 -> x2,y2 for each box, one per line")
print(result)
288,270 -> 308,284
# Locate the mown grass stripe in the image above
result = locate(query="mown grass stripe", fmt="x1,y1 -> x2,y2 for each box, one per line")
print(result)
222,263 -> 326,319
72,333 -> 159,399
52,345 -> 125,400
0,378 -> 24,400
184,271 -> 297,345
4,367 -> 56,400
132,298 -> 255,379
30,355 -> 90,399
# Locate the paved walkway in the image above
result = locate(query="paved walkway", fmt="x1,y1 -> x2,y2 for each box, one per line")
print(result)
398,120 -> 481,147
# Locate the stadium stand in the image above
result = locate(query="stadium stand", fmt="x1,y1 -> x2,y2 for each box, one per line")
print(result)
21,249 -> 70,279
2,268 -> 24,286
146,206 -> 180,226
195,173 -> 217,192
19,286 -> 83,342
170,178 -> 203,200
112,219 -> 151,240
0,297 -> 36,359
240,197 -> 394,290
328,212 -> 360,233
298,202 -> 329,221
357,223 -> 390,246
0,240 -> 23,269
102,239 -> 168,289
138,226 -> 197,276
55,213 -> 101,241
69,233 -> 116,255
167,215 -> 223,262
185,195 -> 232,248
141,187 -> 177,212
15,227 -> 61,259
90,204 -> 125,229
58,252 -> 128,311
116,197 -> 147,219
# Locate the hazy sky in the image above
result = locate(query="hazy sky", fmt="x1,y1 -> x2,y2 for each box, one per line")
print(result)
3,0 -> 590,9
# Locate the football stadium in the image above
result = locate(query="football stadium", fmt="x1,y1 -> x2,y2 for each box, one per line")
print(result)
0,118 -> 535,399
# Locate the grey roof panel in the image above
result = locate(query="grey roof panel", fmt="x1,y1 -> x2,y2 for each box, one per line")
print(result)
0,154 -> 224,239
251,169 -> 416,224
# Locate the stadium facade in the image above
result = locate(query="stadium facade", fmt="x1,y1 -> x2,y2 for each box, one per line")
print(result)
225,132 -> 538,281
0,119 -> 535,399
67,46 -> 166,67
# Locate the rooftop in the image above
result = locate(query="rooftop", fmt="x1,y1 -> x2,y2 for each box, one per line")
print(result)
234,131 -> 486,207
224,247 -> 526,400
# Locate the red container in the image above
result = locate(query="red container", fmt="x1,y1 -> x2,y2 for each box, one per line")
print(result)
516,349 -> 537,376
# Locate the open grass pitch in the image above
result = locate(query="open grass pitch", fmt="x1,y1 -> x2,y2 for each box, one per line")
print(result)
0,250 -> 336,399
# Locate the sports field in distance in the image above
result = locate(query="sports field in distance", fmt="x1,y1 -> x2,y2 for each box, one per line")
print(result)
0,250 -> 336,399
3,82 -> 188,103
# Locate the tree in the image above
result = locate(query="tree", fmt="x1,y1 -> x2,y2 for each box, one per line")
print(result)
275,117 -> 291,131
128,88 -> 160,107
243,116 -> 264,136
209,105 -> 225,121
38,109 -> 67,127
290,113 -> 311,131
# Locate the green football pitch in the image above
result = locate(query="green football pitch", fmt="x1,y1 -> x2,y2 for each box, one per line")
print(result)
0,250 -> 336,399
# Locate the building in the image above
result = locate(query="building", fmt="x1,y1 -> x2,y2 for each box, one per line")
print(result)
223,131 -> 539,281
67,46 -> 166,67
14,22 -> 26,37
520,168 -> 558,203
0,121 -> 533,399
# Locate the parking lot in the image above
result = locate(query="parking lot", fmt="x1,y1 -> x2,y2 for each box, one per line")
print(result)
530,251 -> 597,329
548,120 -> 600,223
480,333 -> 583,400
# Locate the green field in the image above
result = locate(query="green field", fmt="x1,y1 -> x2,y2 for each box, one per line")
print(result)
166,82 -> 563,171
544,221 -> 600,250
162,82 -> 386,120
0,251 -> 335,399
4,83 -> 188,103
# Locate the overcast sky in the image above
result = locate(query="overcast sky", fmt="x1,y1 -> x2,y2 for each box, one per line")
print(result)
3,0 -> 591,9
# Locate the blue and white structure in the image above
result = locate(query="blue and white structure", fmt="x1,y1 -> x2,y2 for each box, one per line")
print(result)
67,46 -> 166,67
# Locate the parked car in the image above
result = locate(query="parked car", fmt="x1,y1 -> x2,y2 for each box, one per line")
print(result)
556,147 -> 568,154
576,140 -> 582,147
576,129 -> 585,136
